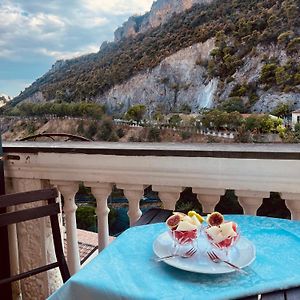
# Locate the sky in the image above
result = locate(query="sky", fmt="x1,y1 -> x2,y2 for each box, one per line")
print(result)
0,0 -> 153,97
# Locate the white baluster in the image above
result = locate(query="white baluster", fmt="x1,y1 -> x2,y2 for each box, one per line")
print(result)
236,190 -> 269,215
51,181 -> 80,275
282,193 -> 300,220
117,184 -> 145,226
85,182 -> 113,252
193,188 -> 225,213
152,186 -> 182,210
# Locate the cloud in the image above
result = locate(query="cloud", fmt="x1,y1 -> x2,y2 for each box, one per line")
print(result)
0,0 -> 154,96
82,0 -> 153,15
37,44 -> 100,60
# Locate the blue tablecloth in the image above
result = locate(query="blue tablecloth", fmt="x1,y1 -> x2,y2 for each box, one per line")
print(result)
49,215 -> 300,300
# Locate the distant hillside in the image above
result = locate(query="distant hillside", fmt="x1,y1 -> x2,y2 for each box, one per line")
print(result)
10,0 -> 300,114
114,0 -> 213,42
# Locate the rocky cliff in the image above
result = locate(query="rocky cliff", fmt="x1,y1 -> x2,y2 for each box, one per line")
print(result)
96,39 -> 217,115
8,0 -> 300,116
114,0 -> 213,42
97,38 -> 300,115
0,94 -> 11,107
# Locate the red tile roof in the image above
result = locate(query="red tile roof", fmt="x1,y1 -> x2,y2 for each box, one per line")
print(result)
64,229 -> 115,263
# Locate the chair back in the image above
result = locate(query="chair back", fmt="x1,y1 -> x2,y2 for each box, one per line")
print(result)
0,188 -> 70,286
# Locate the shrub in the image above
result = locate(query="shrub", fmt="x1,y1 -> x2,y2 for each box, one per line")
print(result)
219,97 -> 246,113
179,103 -> 192,114
229,85 -> 247,97
245,114 -> 278,133
180,131 -> 192,140
116,127 -> 125,138
26,122 -> 37,135
169,114 -> 182,127
271,103 -> 293,117
287,37 -> 300,53
295,123 -> 300,133
147,127 -> 161,142
125,105 -> 146,122
86,122 -> 98,139
76,206 -> 96,231
77,121 -> 85,135
259,63 -> 277,85
277,31 -> 294,45
97,117 -> 118,141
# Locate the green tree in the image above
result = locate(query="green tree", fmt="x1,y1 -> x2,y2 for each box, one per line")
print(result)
275,67 -> 292,86
76,206 -> 96,231
271,103 -> 293,118
125,105 -> 146,122
227,111 -> 243,130
245,115 -> 278,134
201,109 -> 229,130
219,97 -> 246,113
260,64 -> 277,85
169,114 -> 182,127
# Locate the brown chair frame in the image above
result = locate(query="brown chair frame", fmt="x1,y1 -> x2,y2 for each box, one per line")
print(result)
0,188 -> 70,286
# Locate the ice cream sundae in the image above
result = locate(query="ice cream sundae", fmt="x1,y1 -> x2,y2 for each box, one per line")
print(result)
205,212 -> 239,249
166,211 -> 203,245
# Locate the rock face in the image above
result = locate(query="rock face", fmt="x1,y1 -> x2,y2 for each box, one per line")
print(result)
21,91 -> 45,105
114,0 -> 213,42
253,92 -> 300,112
0,93 -> 11,107
96,39 -> 217,116
217,43 -> 300,112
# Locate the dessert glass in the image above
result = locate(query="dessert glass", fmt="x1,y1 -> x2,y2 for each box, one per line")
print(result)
169,228 -> 198,254
205,224 -> 240,258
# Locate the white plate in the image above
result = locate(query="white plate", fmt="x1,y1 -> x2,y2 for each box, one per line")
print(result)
153,231 -> 256,274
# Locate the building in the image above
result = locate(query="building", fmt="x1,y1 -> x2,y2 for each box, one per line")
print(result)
292,110 -> 300,128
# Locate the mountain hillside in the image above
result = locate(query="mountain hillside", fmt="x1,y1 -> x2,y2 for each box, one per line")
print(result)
114,0 -> 213,41
9,0 -> 300,115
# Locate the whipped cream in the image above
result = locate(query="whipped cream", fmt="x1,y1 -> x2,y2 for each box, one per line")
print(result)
206,222 -> 237,243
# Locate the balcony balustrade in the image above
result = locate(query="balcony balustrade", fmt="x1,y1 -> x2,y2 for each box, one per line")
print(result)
2,141 -> 300,299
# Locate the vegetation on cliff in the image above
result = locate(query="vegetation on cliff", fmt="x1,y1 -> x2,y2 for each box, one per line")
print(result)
11,0 -> 300,107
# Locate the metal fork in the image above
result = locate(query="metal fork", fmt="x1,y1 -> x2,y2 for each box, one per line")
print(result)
155,247 -> 197,262
207,251 -> 248,274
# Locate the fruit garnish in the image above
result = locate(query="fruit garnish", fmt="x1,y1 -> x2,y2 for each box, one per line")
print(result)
176,220 -> 197,231
207,212 -> 224,226
206,221 -> 238,245
172,211 -> 186,220
166,214 -> 180,229
188,211 -> 204,223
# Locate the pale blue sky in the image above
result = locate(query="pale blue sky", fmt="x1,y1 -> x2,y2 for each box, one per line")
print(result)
0,0 -> 153,97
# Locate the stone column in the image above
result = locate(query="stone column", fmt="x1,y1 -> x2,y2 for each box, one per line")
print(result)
236,190 -> 269,215
51,181 -> 80,275
85,182 -> 112,252
282,193 -> 300,220
117,184 -> 145,226
152,186 -> 182,210
193,188 -> 225,214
